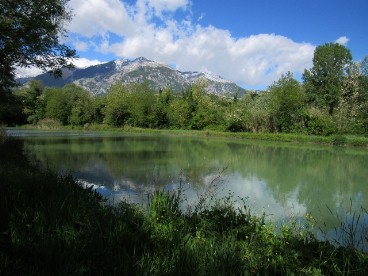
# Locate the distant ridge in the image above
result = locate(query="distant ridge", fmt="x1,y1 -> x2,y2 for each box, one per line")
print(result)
17,57 -> 245,96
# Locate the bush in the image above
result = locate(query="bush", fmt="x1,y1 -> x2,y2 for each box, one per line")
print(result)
305,108 -> 336,136
35,118 -> 62,129
332,135 -> 347,146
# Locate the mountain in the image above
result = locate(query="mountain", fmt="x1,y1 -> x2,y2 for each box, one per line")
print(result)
17,57 -> 245,96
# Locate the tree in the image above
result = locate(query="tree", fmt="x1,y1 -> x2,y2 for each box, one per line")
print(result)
64,84 -> 96,126
0,0 -> 76,92
187,81 -> 224,130
303,43 -> 352,115
358,56 -> 368,102
127,82 -> 156,128
168,98 -> 191,128
0,90 -> 24,125
334,62 -> 362,133
251,92 -> 274,132
17,80 -> 44,123
103,84 -> 131,126
152,88 -> 174,128
268,72 -> 306,132
43,87 -> 69,124
361,56 -> 368,77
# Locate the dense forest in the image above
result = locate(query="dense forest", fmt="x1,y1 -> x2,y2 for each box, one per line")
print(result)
2,43 -> 368,136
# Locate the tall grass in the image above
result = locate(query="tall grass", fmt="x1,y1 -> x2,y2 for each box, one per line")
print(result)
315,201 -> 368,253
1,137 -> 368,274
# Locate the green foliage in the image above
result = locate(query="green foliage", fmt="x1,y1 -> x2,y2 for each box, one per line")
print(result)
0,90 -> 24,125
333,62 -> 368,135
224,104 -> 247,132
17,80 -> 44,124
43,87 -> 69,124
126,82 -> 156,127
103,82 -> 156,127
332,135 -> 347,146
189,82 -> 225,130
361,56 -> 368,77
0,138 -> 146,275
103,83 -> 130,126
152,88 -> 174,128
5,42 -> 368,138
249,92 -> 274,133
168,97 -> 192,128
26,83 -> 102,126
0,0 -> 76,92
268,72 -> 306,133
303,43 -> 353,115
35,118 -> 62,129
65,85 -> 97,126
305,107 -> 336,136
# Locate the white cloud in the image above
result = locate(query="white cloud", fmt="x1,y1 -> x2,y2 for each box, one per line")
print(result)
74,41 -> 89,52
73,57 -> 103,68
335,36 -> 349,46
146,0 -> 191,16
15,66 -> 44,79
108,26 -> 315,86
15,58 -> 103,78
67,0 -> 316,87
68,0 -> 135,37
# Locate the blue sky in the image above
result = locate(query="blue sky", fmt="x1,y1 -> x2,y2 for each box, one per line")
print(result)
192,0 -> 366,53
20,0 -> 368,89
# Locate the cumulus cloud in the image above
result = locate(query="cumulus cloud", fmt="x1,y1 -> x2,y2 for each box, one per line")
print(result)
73,57 -> 103,68
68,0 -> 135,37
15,66 -> 44,79
15,58 -> 103,78
335,36 -> 349,46
67,0 -> 315,87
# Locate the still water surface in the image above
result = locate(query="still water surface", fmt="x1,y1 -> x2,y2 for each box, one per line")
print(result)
8,129 -> 368,250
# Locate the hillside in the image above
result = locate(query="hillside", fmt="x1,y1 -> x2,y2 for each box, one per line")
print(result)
18,57 -> 245,96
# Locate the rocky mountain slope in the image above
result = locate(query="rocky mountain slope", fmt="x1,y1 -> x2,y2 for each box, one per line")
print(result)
18,57 -> 245,96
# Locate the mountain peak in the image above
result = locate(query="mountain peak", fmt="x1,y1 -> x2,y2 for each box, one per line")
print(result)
19,57 -> 245,96
134,56 -> 150,62
114,59 -> 129,70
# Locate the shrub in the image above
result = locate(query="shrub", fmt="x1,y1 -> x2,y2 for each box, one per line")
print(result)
35,118 -> 62,129
332,135 -> 347,146
305,108 -> 336,135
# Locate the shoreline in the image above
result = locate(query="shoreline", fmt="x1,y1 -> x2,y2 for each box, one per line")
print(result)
12,124 -> 368,148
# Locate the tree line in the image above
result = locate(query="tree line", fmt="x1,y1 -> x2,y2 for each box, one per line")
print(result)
2,43 -> 368,135
1,1 -> 367,136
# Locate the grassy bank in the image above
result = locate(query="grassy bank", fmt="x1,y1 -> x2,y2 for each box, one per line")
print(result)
18,123 -> 368,148
1,135 -> 368,274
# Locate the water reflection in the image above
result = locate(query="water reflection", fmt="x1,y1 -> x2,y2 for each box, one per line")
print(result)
9,129 -> 368,250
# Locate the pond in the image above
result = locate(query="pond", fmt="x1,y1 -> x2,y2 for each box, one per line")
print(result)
7,128 -> 368,251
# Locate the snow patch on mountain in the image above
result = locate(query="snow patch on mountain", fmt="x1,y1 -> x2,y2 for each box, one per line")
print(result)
115,57 -> 172,74
18,56 -> 245,96
202,72 -> 232,84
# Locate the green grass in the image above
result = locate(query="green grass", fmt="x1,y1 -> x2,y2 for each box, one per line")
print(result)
17,123 -> 368,148
1,137 -> 368,275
